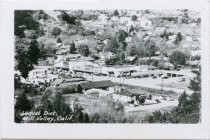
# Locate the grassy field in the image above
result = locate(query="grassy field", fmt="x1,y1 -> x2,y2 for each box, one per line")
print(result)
63,93 -> 113,114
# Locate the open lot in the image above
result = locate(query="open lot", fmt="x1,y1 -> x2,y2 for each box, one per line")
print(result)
63,92 -> 178,122
84,72 -> 193,94
124,99 -> 178,113
63,93 -> 113,114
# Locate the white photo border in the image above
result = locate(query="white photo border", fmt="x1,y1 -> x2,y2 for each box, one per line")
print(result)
0,0 -> 209,139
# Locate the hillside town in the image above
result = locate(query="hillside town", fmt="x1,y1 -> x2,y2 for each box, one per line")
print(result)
14,10 -> 201,123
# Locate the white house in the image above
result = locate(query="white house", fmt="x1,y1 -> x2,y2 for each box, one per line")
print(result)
112,91 -> 133,103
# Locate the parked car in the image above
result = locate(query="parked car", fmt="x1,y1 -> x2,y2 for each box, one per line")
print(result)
152,76 -> 157,79
162,76 -> 169,79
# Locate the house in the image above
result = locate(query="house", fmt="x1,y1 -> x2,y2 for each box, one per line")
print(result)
77,80 -> 117,93
60,81 -> 90,92
65,54 -> 82,61
54,61 -> 69,70
70,61 -> 102,75
125,56 -> 138,64
112,91 -> 148,104
102,66 -> 141,77
51,79 -> 65,87
69,60 -> 94,73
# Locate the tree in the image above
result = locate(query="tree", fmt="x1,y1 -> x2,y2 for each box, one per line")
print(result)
126,36 -> 148,58
15,92 -> 34,123
120,52 -> 125,64
72,104 -> 90,123
178,91 -> 188,109
57,37 -> 62,43
77,44 -> 90,56
15,74 -> 22,89
104,37 -> 119,53
51,27 -> 62,37
15,49 -> 34,79
33,10 -> 49,20
160,29 -> 169,40
15,38 -> 43,78
115,30 -> 128,44
58,11 -> 77,25
28,39 -> 41,64
170,50 -> 186,67
113,9 -> 119,16
131,15 -> 138,21
15,10 -> 39,38
174,32 -> 182,45
39,44 -> 47,60
188,70 -> 201,92
128,45 -> 137,56
143,69 -> 201,123
70,42 -> 76,54
15,92 -> 33,112
52,91 -> 72,116
129,25 -> 135,33
145,40 -> 157,58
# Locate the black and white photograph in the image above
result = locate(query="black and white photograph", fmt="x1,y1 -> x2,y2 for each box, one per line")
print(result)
0,0 -> 210,139
14,9 -> 202,123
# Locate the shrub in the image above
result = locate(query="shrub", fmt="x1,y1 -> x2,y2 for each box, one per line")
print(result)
62,86 -> 77,94
51,27 -> 62,37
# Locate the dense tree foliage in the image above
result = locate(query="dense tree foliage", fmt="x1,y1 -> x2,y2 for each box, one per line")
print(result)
15,10 -> 39,38
15,92 -> 34,112
170,50 -> 186,67
51,27 -> 62,37
57,37 -> 62,43
143,69 -> 201,123
15,92 -> 34,123
69,42 -> 76,54
58,11 -> 77,25
35,88 -> 90,123
78,44 -> 90,56
131,15 -> 138,21
174,32 -> 182,45
15,49 -> 34,79
113,9 -> 119,16
33,10 -> 49,20
28,39 -> 41,64
15,38 -> 42,78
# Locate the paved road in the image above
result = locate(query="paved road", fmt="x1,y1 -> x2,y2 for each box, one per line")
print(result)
124,99 -> 178,112
85,74 -> 193,94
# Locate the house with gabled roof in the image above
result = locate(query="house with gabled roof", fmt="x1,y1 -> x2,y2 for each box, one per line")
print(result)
77,80 -> 117,93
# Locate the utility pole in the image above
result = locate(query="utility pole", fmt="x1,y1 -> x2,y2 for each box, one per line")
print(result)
161,77 -> 163,94
85,62 -> 87,80
91,65 -> 93,82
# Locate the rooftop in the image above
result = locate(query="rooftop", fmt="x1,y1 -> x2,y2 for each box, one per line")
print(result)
51,79 -> 65,86
60,81 -> 90,87
79,80 -> 116,90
